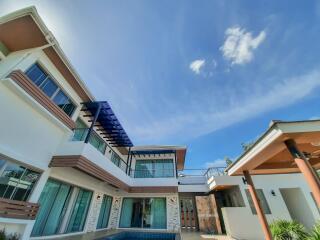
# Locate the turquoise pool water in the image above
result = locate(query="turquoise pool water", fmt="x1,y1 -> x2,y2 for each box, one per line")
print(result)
97,231 -> 177,240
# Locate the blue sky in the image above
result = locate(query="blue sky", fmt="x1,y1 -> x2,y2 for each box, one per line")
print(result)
1,0 -> 320,169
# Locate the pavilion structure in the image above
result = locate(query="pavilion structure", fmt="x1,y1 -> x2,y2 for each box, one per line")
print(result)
226,120 -> 320,240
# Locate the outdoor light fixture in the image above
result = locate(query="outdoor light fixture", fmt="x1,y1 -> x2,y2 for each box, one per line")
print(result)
271,190 -> 276,196
242,177 -> 247,185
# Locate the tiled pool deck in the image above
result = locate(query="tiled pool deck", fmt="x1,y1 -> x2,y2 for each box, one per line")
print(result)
181,231 -> 233,240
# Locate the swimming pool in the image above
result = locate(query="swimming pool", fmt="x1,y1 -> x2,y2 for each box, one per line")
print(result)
97,231 -> 178,240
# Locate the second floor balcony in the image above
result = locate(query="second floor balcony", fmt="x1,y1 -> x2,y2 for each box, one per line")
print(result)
178,167 -> 226,192
71,127 -> 129,173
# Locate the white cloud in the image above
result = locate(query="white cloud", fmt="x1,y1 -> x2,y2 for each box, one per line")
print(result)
220,27 -> 266,65
205,159 -> 227,168
309,116 -> 320,120
131,68 -> 320,143
189,59 -> 205,74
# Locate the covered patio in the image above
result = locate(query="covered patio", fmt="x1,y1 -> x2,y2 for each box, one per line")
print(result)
226,120 -> 320,240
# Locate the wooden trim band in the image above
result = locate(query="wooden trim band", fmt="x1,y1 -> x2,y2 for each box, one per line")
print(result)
50,155 -> 130,191
9,70 -> 76,129
129,186 -> 178,193
50,155 -> 178,193
0,197 -> 39,220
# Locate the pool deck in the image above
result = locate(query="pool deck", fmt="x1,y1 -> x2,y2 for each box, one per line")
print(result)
181,231 -> 233,240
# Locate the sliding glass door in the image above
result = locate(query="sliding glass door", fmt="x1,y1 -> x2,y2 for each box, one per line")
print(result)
119,198 -> 166,229
97,195 -> 113,229
32,178 -> 93,237
66,188 -> 93,233
32,179 -> 72,236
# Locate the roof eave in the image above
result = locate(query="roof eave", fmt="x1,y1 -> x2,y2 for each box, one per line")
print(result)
0,6 -> 95,101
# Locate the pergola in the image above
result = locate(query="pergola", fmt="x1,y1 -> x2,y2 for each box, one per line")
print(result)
226,120 -> 320,240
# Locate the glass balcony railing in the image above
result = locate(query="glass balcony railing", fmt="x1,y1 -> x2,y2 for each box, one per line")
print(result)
205,167 -> 226,179
130,169 -> 175,178
71,128 -> 129,173
72,128 -> 107,154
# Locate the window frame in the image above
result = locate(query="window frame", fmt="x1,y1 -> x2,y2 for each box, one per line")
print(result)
31,177 -> 94,237
25,62 -> 77,117
134,159 -> 175,178
96,194 -> 113,229
0,158 -> 42,202
119,197 -> 167,229
245,188 -> 271,215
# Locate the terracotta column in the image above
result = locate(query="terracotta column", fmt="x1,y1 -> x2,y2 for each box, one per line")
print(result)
243,170 -> 273,240
285,139 -> 320,208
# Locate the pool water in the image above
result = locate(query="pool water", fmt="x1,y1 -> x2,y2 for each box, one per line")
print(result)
97,231 -> 177,240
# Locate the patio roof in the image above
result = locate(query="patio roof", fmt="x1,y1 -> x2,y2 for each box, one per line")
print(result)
82,101 -> 133,148
226,120 -> 320,176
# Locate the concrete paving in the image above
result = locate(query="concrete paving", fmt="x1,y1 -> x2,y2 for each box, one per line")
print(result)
181,231 -> 233,240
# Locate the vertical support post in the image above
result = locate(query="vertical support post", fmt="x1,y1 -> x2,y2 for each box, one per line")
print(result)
85,102 -> 102,143
174,150 -> 178,178
128,152 -> 133,176
125,147 -> 131,174
285,139 -> 320,207
243,170 -> 272,240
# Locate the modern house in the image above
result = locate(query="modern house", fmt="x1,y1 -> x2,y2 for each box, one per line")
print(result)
0,7 -> 319,240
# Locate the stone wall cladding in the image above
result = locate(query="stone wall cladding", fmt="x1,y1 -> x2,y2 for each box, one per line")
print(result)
167,195 -> 180,232
109,196 -> 122,229
86,192 -> 103,232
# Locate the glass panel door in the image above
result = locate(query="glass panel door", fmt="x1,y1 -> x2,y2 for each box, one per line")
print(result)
150,198 -> 166,229
120,198 -> 166,229
119,198 -> 143,228
32,179 -> 72,236
97,195 -> 113,229
66,188 -> 93,233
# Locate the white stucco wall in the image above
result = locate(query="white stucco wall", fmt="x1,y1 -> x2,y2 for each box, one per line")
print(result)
217,174 -> 320,240
0,48 -> 85,239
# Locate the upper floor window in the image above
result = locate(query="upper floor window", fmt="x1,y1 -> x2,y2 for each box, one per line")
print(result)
134,159 -> 174,178
25,63 -> 76,117
0,159 -> 41,201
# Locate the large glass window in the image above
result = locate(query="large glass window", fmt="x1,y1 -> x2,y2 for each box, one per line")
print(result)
32,178 -> 93,237
25,63 -> 76,116
134,159 -> 174,178
245,189 -> 271,214
0,159 -> 40,201
31,179 -> 72,236
66,188 -> 92,233
119,198 -> 166,229
53,90 -> 75,116
96,195 -> 113,229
